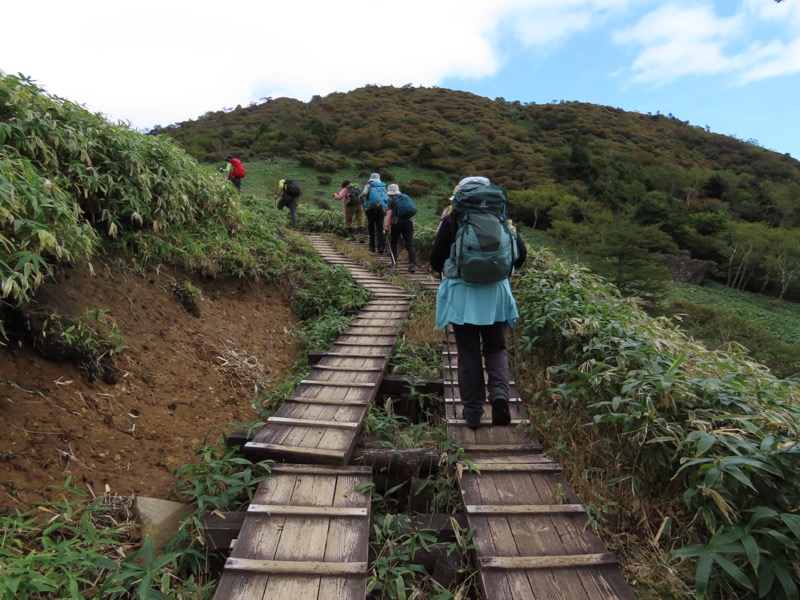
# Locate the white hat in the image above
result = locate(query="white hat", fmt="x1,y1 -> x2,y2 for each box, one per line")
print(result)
458,176 -> 490,187
387,184 -> 400,195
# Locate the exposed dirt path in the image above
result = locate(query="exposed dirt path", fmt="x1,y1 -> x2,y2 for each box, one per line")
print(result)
0,261 -> 302,511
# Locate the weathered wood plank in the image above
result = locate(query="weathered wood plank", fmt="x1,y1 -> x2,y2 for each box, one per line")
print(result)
266,416 -> 360,429
245,442 -> 346,460
458,443 -> 542,452
480,553 -> 618,570
299,380 -> 376,388
466,504 -> 585,515
271,464 -> 371,476
224,558 -> 369,575
284,396 -> 367,406
247,504 -> 368,517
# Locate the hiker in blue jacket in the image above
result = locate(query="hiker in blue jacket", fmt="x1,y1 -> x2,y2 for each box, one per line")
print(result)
429,176 -> 527,430
383,183 -> 417,272
360,173 -> 387,253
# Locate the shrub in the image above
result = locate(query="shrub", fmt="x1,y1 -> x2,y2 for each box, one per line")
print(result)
515,248 -> 800,598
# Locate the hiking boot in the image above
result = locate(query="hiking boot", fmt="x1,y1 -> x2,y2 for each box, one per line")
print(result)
491,397 -> 511,426
463,409 -> 482,430
408,264 -> 417,273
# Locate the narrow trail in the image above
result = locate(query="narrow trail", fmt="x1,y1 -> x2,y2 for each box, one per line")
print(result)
213,235 -> 635,600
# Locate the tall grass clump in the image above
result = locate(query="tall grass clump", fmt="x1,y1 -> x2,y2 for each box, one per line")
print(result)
514,248 -> 800,599
0,73 -> 239,311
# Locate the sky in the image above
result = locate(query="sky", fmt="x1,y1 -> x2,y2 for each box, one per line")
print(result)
2,0 -> 799,158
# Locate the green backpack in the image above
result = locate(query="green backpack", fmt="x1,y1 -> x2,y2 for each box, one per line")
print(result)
346,183 -> 362,207
443,184 -> 516,283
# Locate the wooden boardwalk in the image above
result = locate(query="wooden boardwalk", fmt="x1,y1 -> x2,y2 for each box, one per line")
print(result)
442,327 -> 635,599
217,234 -> 635,600
244,235 -> 411,465
213,464 -> 372,600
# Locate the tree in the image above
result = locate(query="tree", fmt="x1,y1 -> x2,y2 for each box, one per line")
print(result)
507,184 -> 567,229
585,221 -> 674,306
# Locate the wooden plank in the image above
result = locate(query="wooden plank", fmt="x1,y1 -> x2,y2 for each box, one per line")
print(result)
266,416 -> 360,429
447,419 -> 530,426
284,396 -> 367,406
317,352 -> 386,359
462,462 -> 561,474
458,443 -> 542,452
248,504 -> 369,517
270,464 -> 371,476
313,365 -> 384,372
300,380 -> 376,388
445,396 -> 523,403
332,342 -> 394,348
466,504 -> 585,515
245,442 -> 345,460
480,553 -> 618,570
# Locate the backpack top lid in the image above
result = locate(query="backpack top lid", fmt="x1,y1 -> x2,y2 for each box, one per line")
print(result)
451,178 -> 506,217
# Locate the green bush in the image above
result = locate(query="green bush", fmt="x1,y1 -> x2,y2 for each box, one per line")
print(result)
0,73 -> 239,311
515,248 -> 800,599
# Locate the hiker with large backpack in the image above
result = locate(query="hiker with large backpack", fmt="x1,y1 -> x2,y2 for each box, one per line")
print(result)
275,178 -> 302,229
224,155 -> 246,191
332,179 -> 366,243
383,183 -> 418,272
429,176 -> 527,430
359,173 -> 388,253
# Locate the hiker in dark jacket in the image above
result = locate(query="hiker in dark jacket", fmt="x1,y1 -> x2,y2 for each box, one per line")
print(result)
430,176 -> 527,430
383,183 -> 417,272
276,178 -> 300,229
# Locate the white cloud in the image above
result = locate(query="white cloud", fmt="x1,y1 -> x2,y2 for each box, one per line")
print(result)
612,3 -> 744,85
737,38 -> 800,83
613,1 -> 800,87
4,0 -> 795,132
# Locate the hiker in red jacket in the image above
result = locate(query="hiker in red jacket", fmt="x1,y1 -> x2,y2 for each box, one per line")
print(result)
224,155 -> 246,191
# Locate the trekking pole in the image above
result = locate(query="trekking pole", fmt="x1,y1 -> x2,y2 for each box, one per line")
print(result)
444,323 -> 457,420
384,225 -> 396,267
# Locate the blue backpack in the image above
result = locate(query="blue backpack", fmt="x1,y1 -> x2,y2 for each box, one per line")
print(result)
366,181 -> 388,210
443,184 -> 516,283
394,193 -> 417,219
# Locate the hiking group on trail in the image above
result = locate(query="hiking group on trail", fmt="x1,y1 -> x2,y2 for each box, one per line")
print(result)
219,163 -> 521,431
430,176 -> 527,430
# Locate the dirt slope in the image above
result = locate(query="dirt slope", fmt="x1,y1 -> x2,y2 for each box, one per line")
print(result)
0,261 -> 301,511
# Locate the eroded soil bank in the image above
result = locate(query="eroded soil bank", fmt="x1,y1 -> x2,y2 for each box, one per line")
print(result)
0,261 -> 302,511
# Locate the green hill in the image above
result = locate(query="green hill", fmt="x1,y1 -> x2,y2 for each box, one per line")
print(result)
159,85 -> 800,305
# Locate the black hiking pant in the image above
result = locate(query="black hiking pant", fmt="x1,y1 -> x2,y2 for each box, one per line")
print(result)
277,195 -> 298,229
452,322 -> 510,423
366,207 -> 386,252
388,219 -> 416,267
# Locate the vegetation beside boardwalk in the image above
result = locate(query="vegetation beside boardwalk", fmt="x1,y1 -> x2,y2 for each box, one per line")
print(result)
2,73 -> 800,598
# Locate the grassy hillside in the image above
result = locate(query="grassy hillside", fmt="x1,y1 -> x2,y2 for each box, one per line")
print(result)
162,85 -> 800,306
